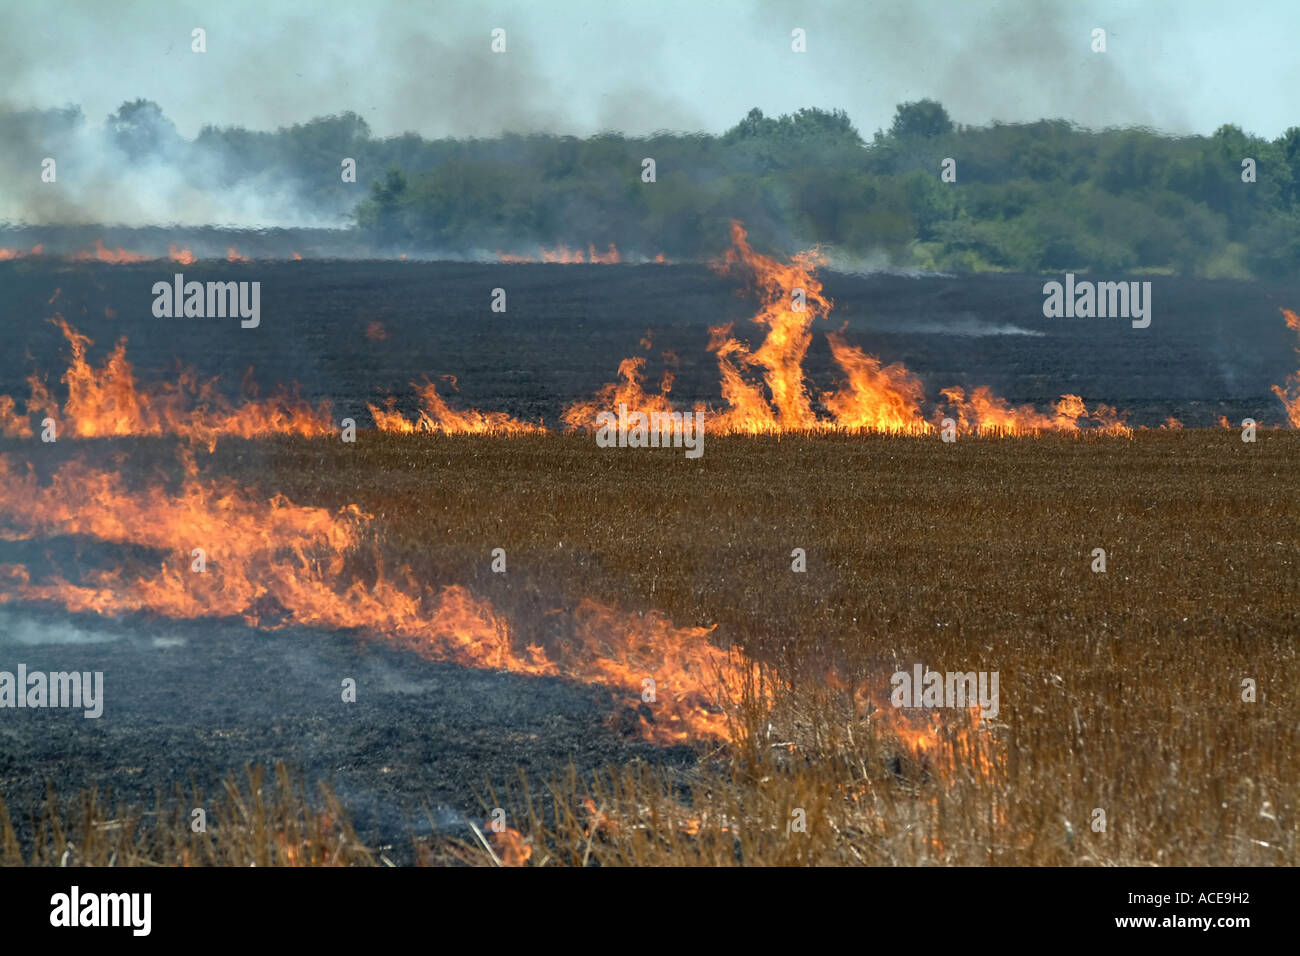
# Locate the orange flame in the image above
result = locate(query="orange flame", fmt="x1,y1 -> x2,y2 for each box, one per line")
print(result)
168,244 -> 196,265
2,320 -> 334,450
73,239 -> 149,264
1270,308 -> 1300,427
498,243 -> 624,264
368,379 -> 545,436
564,222 -> 1133,436
0,452 -> 754,744
831,670 -> 1001,781
560,356 -> 687,432
488,825 -> 532,865
0,244 -> 43,260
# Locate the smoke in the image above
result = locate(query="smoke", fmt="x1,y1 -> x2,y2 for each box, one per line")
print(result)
752,0 -> 1193,135
0,103 -> 346,227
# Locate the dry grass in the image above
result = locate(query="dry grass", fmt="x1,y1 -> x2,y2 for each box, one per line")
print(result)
5,429 -> 1297,865
248,428 -> 1292,866
0,762 -> 375,866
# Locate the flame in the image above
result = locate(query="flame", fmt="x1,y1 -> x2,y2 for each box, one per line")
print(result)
291,251 -> 303,261
226,247 -> 250,263
0,451 -> 754,744
939,388 -> 1130,436
560,356 -> 687,432
0,396 -> 32,438
565,222 -> 1134,436
498,243 -> 624,264
73,239 -> 149,264
823,332 -> 931,434
833,671 -> 1001,782
364,321 -> 387,341
488,825 -> 532,865
1270,308 -> 1300,427
541,244 -> 585,263
0,244 -> 43,260
1,320 -> 334,450
368,379 -> 545,436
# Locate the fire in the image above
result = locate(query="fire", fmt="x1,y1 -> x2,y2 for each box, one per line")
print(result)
168,245 -> 196,265
488,825 -> 532,866
0,244 -> 43,260
0,396 -> 32,438
291,251 -> 304,261
940,388 -> 1130,436
226,247 -> 250,263
2,319 -> 334,450
1271,308 -> 1300,427
0,451 -> 754,745
823,332 -> 931,434
831,671 -> 1001,782
73,239 -> 149,264
497,243 -> 625,264
368,379 -> 545,436
560,356 -> 689,432
564,222 -> 1133,436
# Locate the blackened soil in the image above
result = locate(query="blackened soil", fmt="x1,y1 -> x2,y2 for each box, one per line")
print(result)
1,260 -> 1298,427
0,608 -> 689,864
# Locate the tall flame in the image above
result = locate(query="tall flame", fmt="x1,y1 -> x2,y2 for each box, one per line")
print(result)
1271,308 -> 1300,427
3,319 -> 334,450
564,222 -> 1132,436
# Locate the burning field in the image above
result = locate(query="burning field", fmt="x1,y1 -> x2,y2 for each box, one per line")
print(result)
0,230 -> 1297,866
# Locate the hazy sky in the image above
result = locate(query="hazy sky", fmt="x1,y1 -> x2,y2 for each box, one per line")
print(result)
3,0 -> 1297,140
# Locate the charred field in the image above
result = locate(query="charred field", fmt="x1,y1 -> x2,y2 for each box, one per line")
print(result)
0,257 -> 1298,866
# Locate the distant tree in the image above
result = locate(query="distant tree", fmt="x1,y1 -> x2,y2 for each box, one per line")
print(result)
355,166 -> 409,240
888,100 -> 954,139
107,99 -> 181,158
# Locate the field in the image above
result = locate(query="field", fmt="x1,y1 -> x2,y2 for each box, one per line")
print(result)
1,430 -> 1296,865
0,255 -> 1297,866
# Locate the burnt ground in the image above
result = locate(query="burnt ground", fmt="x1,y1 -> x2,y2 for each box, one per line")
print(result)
0,258 -> 1298,863
0,605 -> 687,863
1,259 -> 1298,427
